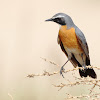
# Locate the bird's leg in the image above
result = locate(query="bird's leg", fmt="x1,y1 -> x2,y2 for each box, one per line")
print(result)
81,53 -> 87,72
60,59 -> 70,78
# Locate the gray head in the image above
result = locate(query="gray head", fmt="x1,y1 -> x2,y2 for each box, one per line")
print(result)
46,13 -> 75,29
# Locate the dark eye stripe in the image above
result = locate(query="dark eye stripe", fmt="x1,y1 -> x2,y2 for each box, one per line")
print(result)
55,18 -> 60,20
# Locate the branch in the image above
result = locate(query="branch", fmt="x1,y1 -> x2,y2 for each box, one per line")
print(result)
27,57 -> 100,78
27,66 -> 98,78
27,57 -> 100,99
53,79 -> 100,91
66,93 -> 100,100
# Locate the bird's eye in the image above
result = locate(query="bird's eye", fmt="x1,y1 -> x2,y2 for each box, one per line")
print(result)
55,18 -> 60,22
56,18 -> 60,20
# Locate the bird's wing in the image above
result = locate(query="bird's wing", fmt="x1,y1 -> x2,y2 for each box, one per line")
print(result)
57,36 -> 78,68
75,26 -> 90,59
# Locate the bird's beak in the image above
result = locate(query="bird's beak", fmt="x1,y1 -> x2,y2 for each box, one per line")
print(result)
45,18 -> 52,21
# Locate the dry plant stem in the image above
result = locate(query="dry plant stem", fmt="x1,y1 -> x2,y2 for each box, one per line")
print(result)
27,70 -> 59,78
53,79 -> 100,90
27,58 -> 100,99
8,93 -> 13,100
66,93 -> 100,100
89,80 -> 98,94
40,57 -> 60,67
27,66 -> 98,78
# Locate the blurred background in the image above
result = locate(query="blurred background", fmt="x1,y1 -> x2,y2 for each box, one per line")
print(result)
0,0 -> 100,100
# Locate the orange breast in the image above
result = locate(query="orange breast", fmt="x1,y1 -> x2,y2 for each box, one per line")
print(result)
59,25 -> 82,51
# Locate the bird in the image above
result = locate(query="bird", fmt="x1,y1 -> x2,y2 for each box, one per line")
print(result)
45,13 -> 97,79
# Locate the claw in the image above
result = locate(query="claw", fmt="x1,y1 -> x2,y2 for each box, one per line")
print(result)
60,66 -> 65,78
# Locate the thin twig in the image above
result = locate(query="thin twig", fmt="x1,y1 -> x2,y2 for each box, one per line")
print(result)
8,93 -> 13,100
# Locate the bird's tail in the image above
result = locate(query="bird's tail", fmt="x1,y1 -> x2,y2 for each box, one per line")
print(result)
79,68 -> 97,79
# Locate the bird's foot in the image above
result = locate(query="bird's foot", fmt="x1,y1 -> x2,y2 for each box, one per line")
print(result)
60,66 -> 65,78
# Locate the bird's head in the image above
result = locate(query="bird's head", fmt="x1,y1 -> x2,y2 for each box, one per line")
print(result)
46,13 -> 74,28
